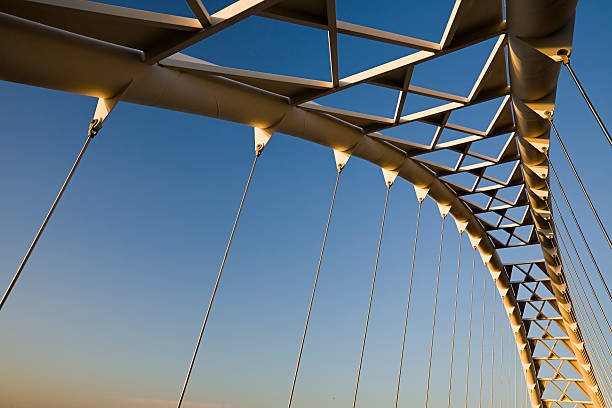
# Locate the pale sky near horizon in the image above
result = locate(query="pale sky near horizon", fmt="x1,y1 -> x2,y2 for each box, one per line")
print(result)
0,1 -> 610,408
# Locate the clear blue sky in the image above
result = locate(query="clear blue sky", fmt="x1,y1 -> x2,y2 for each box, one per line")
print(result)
0,1 -> 610,408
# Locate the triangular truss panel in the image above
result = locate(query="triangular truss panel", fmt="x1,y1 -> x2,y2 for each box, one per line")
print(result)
0,0 -> 601,407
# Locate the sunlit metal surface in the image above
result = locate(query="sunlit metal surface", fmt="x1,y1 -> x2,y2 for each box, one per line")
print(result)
0,0 -> 603,406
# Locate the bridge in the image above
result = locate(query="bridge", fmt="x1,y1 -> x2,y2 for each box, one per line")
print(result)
0,1 -> 610,407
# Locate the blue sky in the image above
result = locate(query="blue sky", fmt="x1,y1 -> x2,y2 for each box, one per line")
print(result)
0,1 -> 610,408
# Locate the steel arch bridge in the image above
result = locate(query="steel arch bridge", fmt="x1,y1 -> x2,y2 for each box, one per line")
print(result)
0,1 -> 609,408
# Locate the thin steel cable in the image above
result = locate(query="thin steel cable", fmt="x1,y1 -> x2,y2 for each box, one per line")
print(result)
0,132 -> 94,312
514,343 -> 518,408
287,168 -> 342,408
177,151 -> 261,408
499,302 -> 504,408
490,286 -> 497,408
558,245 -> 612,399
546,202 -> 612,406
548,158 -> 612,302
464,246 -> 477,408
556,232 -> 612,381
562,60 -> 612,146
508,321 -> 512,408
447,231 -> 464,408
568,277 -> 612,402
352,183 -> 392,408
543,199 -> 612,402
545,202 -> 612,401
547,117 -> 611,249
520,348 -> 523,408
546,185 -> 612,335
424,214 -> 447,408
479,260 -> 488,408
394,198 -> 423,408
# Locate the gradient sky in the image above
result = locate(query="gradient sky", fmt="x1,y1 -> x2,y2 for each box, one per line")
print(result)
0,1 -> 610,407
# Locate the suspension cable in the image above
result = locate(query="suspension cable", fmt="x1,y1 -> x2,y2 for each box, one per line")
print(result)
544,198 -> 612,401
394,198 -> 423,408
424,213 -> 447,408
514,341 -> 518,408
490,284 -> 497,408
568,274 -> 612,402
447,231 -> 464,408
560,57 -> 612,146
176,147 -> 264,408
546,115 -> 611,249
548,157 -> 612,302
352,182 -> 392,408
499,300 -> 504,408
520,348 -> 524,408
464,245 -> 477,408
508,318 -> 512,408
557,245 -> 612,399
0,121 -> 100,312
555,230 -> 612,372
479,259 -> 488,408
287,165 -> 343,408
543,192 -> 612,400
545,184 -> 612,335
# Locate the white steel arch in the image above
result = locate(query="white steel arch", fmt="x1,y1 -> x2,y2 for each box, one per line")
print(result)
0,0 -> 604,407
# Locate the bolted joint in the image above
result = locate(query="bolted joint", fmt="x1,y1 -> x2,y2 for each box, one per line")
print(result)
255,143 -> 264,157
556,49 -> 570,65
544,110 -> 553,121
88,118 -> 101,138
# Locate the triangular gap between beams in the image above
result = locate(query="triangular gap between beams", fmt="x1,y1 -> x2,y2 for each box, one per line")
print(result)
415,148 -> 463,170
450,96 -> 509,134
483,160 -> 520,184
336,32 -> 418,79
380,120 -> 438,147
400,91 -> 457,116
410,36 -> 499,98
442,171 -> 479,191
476,211 -> 502,227
313,82 -> 399,119
467,132 -> 514,161
260,0 -> 328,28
335,0 -> 448,43
503,204 -> 530,223
495,186 -> 524,206
435,128 -> 477,145
184,15 -> 331,81
461,192 -> 491,209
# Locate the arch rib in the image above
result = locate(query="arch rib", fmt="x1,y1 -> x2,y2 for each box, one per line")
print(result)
507,0 -> 604,406
0,2 -> 594,404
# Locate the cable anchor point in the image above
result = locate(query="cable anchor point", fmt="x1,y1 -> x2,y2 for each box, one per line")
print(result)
544,110 -> 553,122
556,49 -> 570,65
333,149 -> 351,174
88,118 -> 102,138
381,167 -> 399,188
254,127 -> 274,157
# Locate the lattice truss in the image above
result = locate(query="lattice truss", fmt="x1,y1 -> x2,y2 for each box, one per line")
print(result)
0,0 -> 536,249
0,0 -> 598,406
508,261 -> 596,408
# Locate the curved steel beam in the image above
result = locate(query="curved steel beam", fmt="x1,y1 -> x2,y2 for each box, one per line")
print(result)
0,6 -> 585,405
507,1 -> 604,406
